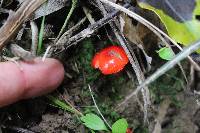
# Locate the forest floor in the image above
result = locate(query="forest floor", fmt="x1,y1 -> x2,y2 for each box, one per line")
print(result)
0,0 -> 200,133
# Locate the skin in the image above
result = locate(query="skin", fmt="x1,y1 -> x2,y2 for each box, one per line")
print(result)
0,58 -> 64,107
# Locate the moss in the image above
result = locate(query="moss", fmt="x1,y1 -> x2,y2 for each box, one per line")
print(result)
150,68 -> 185,106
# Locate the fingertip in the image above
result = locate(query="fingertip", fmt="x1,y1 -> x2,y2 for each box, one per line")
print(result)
0,58 -> 65,107
21,58 -> 65,98
0,62 -> 26,107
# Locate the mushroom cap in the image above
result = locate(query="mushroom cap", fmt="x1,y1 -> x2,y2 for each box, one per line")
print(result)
126,128 -> 133,133
92,46 -> 129,75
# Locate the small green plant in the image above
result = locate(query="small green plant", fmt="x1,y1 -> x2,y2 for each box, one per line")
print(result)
37,15 -> 46,55
56,0 -> 78,40
150,68 -> 184,105
80,113 -> 130,133
47,39 -> 133,133
156,47 -> 174,60
76,39 -> 100,83
134,126 -> 148,133
47,95 -> 82,116
80,113 -> 108,131
47,95 -> 132,133
138,0 -> 200,52
111,118 -> 128,133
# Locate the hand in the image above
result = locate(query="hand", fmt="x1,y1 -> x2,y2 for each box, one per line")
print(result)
0,58 -> 64,107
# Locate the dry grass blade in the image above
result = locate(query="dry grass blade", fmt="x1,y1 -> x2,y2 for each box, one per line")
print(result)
0,0 -> 3,7
56,17 -> 87,45
94,0 -> 150,123
99,0 -> 200,71
30,21 -> 39,56
115,33 -> 150,123
99,0 -> 200,109
121,40 -> 200,105
43,6 -> 126,60
0,0 -> 46,50
56,7 -> 126,47
88,85 -> 112,129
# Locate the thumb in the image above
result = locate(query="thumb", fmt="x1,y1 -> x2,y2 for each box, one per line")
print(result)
0,58 -> 64,107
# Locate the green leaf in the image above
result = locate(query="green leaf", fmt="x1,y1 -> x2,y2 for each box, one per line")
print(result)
37,1 -> 48,55
112,118 -> 128,133
47,95 -> 76,114
80,113 -> 108,131
56,0 -> 77,39
194,0 -> 200,15
137,0 -> 200,53
37,15 -> 45,55
157,47 -> 174,60
91,130 -> 95,133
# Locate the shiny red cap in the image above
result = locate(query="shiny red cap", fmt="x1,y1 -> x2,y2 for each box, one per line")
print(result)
92,46 -> 129,75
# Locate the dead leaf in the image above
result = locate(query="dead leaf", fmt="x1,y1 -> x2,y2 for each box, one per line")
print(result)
122,14 -> 152,71
33,0 -> 69,20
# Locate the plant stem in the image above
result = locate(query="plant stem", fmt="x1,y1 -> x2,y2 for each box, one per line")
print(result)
55,0 -> 77,42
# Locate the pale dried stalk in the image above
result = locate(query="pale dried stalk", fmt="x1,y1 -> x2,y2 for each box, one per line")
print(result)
0,0 -> 3,7
56,17 -> 87,45
82,7 -> 95,24
30,21 -> 39,56
95,0 -> 150,123
0,0 -> 46,50
43,17 -> 87,61
99,0 -> 200,108
115,32 -> 150,123
10,44 -> 34,61
122,40 -> 200,105
99,0 -> 200,70
88,85 -> 112,130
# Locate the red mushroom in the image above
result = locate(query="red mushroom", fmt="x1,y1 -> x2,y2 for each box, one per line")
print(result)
92,45 -> 129,75
126,128 -> 133,133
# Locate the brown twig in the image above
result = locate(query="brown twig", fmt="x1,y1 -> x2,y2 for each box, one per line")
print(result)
99,0 -> 200,71
56,17 -> 87,45
94,0 -> 150,123
121,40 -> 200,105
54,4 -> 130,48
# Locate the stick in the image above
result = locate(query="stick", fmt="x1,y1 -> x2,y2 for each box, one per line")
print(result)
99,0 -> 200,71
55,4 -> 130,48
121,40 -> 200,105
